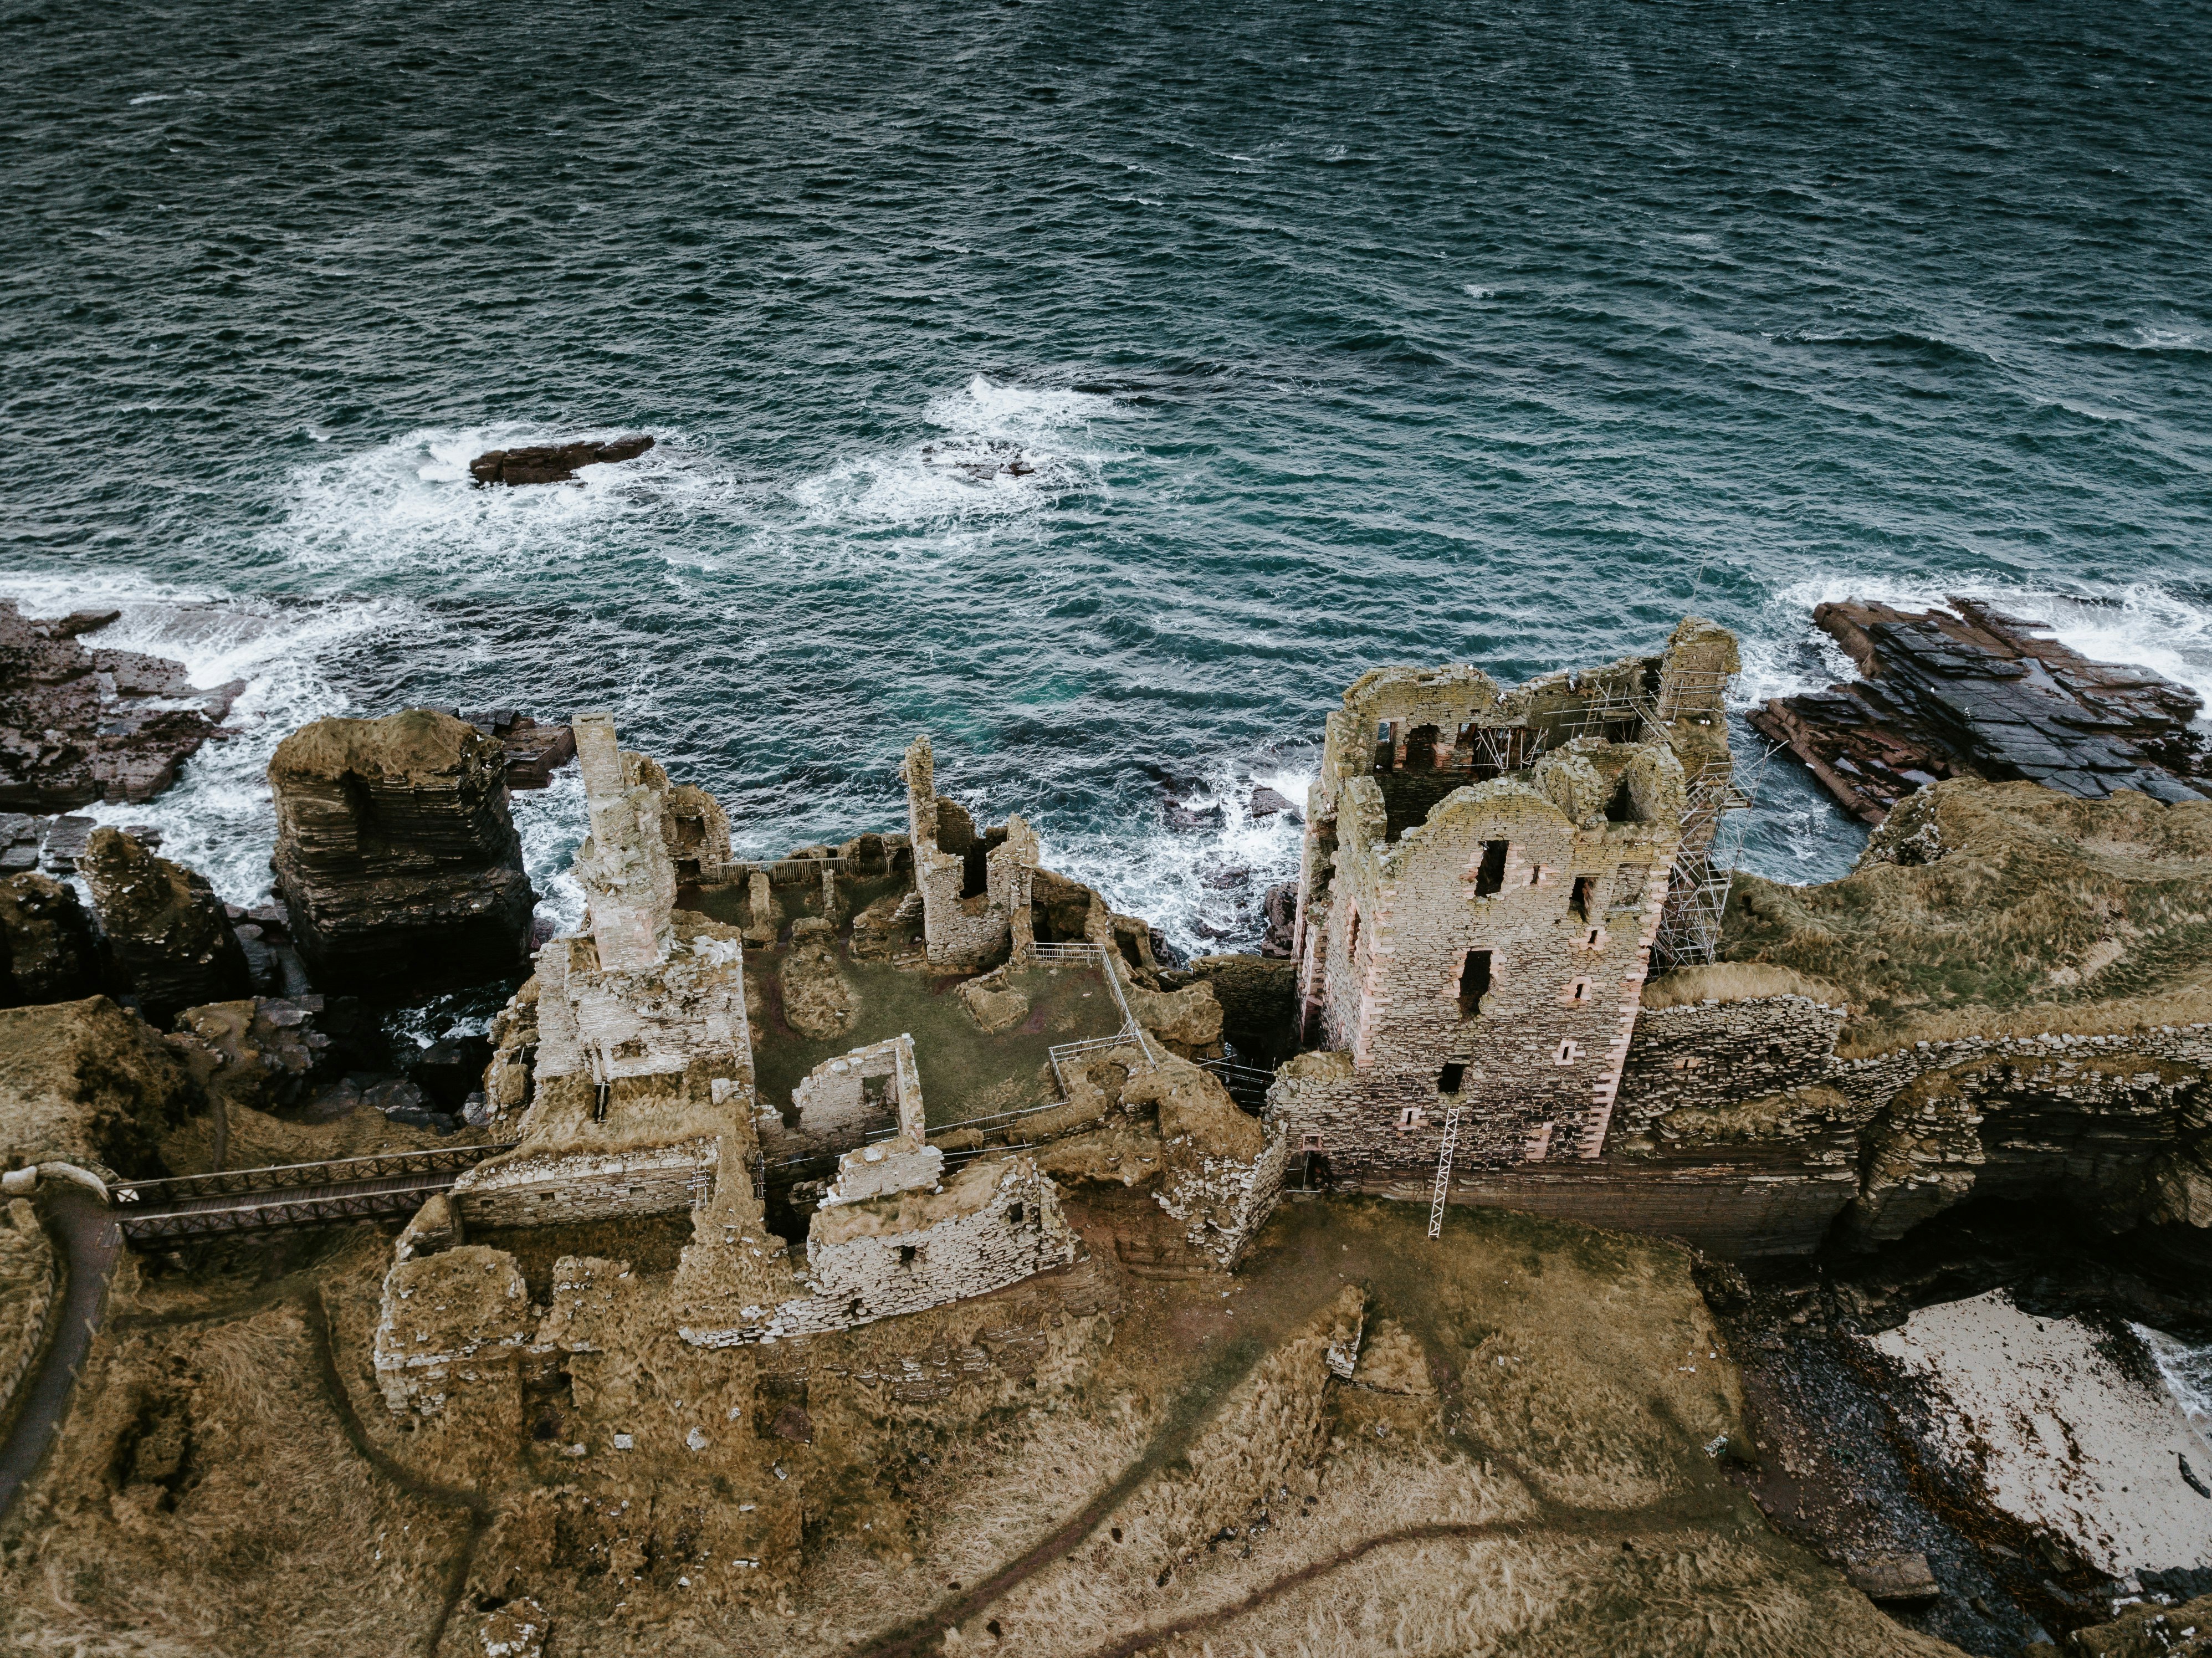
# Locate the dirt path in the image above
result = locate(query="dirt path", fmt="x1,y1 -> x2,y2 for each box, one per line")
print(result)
1072,1501 -> 1735,1658
0,1184 -> 120,1522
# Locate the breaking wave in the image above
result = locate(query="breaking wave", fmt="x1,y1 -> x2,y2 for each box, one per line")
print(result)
263,423 -> 724,577
0,574 -> 415,905
1041,756 -> 1312,960
2132,1323 -> 2212,1445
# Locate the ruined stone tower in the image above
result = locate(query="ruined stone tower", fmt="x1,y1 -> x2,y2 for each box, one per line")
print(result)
900,734 -> 1040,968
1274,618 -> 1740,1183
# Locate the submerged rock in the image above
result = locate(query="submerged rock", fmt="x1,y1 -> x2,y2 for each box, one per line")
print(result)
78,827 -> 252,1026
1752,597 -> 2211,822
467,435 -> 653,487
269,709 -> 535,997
0,601 -> 242,812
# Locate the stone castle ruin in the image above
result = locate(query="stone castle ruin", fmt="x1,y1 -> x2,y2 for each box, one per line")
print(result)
375,712 -> 1259,1423
361,612 -> 2212,1441
1278,618 -> 1747,1180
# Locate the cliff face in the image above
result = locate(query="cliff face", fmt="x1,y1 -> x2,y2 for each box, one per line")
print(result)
269,709 -> 535,997
78,827 -> 252,1026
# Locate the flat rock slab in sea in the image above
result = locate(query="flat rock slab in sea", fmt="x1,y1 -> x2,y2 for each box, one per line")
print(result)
0,602 -> 243,812
467,434 -> 653,486
1751,597 -> 2211,822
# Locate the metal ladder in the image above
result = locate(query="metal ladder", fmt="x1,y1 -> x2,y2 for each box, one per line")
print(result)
1428,1104 -> 1463,1240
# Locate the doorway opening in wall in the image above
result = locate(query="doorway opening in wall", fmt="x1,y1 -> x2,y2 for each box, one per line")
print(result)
1374,720 -> 1397,771
1437,1061 -> 1466,1094
1474,841 -> 1508,896
1405,724 -> 1440,770
1570,875 -> 1596,919
1006,1204 -> 1025,1225
961,841 -> 989,899
1458,950 -> 1492,1017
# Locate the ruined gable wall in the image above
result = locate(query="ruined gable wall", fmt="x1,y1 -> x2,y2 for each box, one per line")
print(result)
679,1155 -> 1077,1346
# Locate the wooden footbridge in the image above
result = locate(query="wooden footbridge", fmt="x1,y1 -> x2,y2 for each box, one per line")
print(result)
109,1142 -> 516,1247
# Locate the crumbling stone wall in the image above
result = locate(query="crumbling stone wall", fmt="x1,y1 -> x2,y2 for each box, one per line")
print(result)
373,1244 -> 539,1416
1281,763 -> 1678,1179
1127,1058 -> 1287,1268
900,734 -> 1037,968
1611,993 -> 1848,1137
572,713 -> 677,971
758,1034 -> 915,1165
678,1154 -> 1076,1345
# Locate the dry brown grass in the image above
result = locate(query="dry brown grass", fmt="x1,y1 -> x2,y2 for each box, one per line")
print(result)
1723,778 -> 2212,1055
0,1278 -> 470,1656
4,1198 -> 1964,1658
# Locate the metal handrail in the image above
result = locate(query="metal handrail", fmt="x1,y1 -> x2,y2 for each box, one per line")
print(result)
112,1142 -> 519,1204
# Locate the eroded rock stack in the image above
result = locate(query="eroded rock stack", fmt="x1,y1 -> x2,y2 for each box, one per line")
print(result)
269,709 -> 535,997
78,827 -> 252,1025
1753,598 -> 2211,822
0,601 -> 242,811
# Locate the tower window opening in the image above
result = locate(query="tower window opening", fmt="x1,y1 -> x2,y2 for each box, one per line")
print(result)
1458,950 -> 1492,1018
1474,840 -> 1508,897
897,1245 -> 919,1267
1397,1106 -> 1424,1130
1006,1203 -> 1025,1225
1568,978 -> 1591,1002
1346,909 -> 1361,963
1404,724 -> 1440,771
1438,1061 -> 1467,1094
1587,927 -> 1602,949
1570,876 -> 1596,920
1555,1040 -> 1580,1066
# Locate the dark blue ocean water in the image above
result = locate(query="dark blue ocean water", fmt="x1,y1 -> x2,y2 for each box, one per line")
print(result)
6,0 -> 2211,948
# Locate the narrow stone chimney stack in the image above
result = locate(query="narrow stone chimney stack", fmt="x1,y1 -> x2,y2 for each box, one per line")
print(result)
572,713 -> 676,971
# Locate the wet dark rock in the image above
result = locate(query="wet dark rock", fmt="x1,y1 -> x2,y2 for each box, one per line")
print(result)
1249,785 -> 1299,819
408,1035 -> 493,1109
0,600 -> 243,811
78,827 -> 252,1026
1164,799 -> 1224,831
0,871 -> 100,1005
37,815 -> 94,873
1259,880 -> 1297,959
364,1078 -> 429,1118
1752,597 -> 2212,823
269,708 -> 535,998
490,717 -> 575,790
467,434 -> 653,486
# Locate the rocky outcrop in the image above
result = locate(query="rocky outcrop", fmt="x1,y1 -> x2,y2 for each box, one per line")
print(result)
0,871 -> 100,1005
78,828 -> 251,1025
1751,597 -> 2210,822
0,601 -> 241,811
468,436 -> 653,487
0,995 -> 199,1178
269,709 -> 535,997
460,709 -> 576,791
